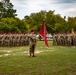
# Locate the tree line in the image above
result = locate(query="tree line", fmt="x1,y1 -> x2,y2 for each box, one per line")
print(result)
0,0 -> 76,34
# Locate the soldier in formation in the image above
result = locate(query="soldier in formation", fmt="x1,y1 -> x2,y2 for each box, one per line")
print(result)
53,32 -> 76,46
0,32 -> 29,47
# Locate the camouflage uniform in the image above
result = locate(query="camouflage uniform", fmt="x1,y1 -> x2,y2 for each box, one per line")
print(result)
57,33 -> 61,45
28,32 -> 37,57
53,33 -> 57,45
0,34 -> 3,46
66,33 -> 72,46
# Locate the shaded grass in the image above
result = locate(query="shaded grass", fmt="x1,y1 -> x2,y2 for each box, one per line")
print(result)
0,40 -> 76,75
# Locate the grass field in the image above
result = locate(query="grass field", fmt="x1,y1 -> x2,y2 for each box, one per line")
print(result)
0,40 -> 76,75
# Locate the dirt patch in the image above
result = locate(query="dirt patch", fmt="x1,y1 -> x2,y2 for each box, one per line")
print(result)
0,48 -> 55,57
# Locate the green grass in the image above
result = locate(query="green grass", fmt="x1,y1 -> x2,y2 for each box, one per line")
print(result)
0,40 -> 76,75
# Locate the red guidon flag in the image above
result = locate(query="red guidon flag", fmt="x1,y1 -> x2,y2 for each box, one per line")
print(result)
39,21 -> 49,47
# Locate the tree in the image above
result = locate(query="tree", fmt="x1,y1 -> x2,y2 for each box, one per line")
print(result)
23,10 -> 68,34
0,17 -> 27,32
24,10 -> 47,32
0,0 -> 17,19
67,17 -> 76,32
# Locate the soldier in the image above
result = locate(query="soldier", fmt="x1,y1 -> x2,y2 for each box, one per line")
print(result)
0,33 -> 3,47
24,32 -> 29,46
28,30 -> 37,57
66,32 -> 71,46
53,33 -> 57,45
57,33 -> 61,45
74,33 -> 76,46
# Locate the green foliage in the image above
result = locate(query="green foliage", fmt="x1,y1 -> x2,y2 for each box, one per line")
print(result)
0,0 -> 76,33
0,17 -> 27,32
67,17 -> 76,32
24,10 -> 76,33
0,0 -> 17,19
23,10 -> 70,33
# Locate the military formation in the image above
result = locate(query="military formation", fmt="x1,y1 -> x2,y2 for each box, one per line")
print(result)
53,32 -> 76,46
1,32 -> 76,47
0,32 -> 29,47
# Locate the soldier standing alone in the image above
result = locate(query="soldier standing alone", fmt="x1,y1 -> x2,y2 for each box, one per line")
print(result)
28,30 -> 37,57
